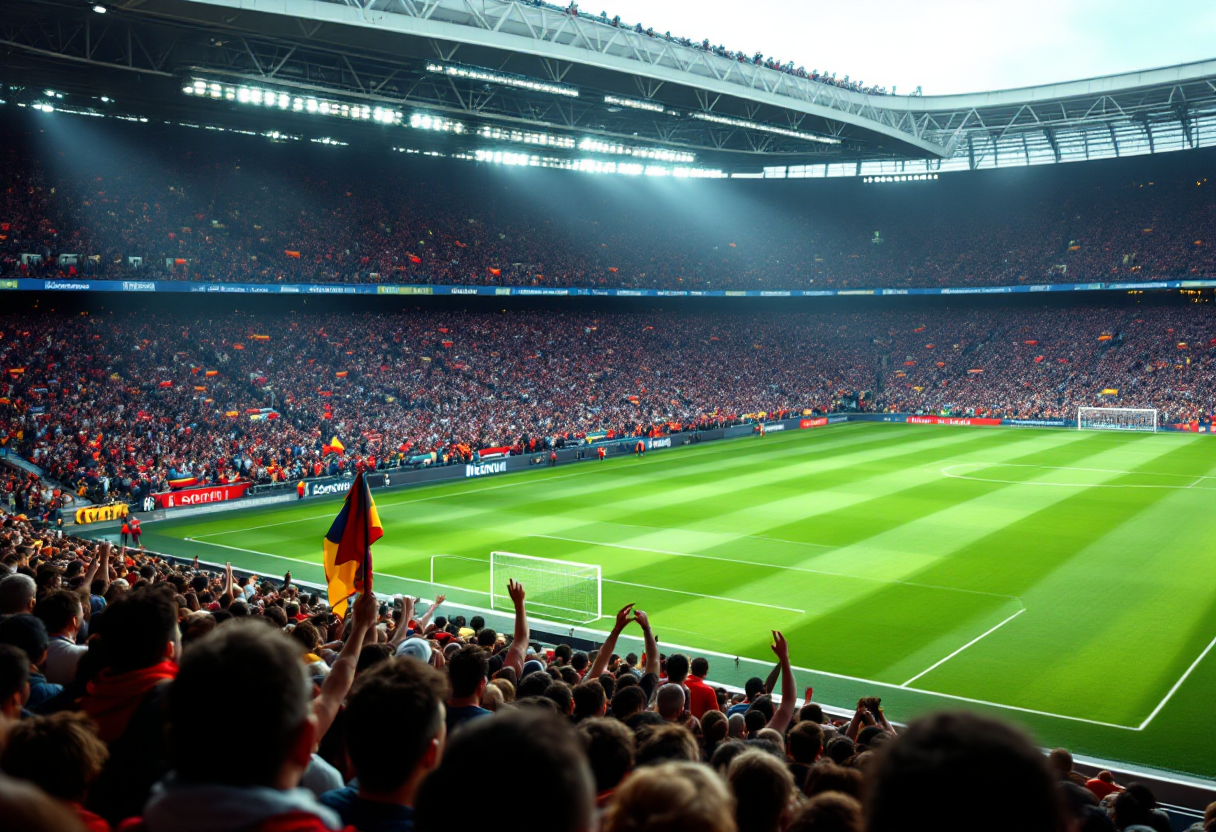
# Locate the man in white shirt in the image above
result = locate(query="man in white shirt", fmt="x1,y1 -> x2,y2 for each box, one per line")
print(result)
37,589 -> 89,685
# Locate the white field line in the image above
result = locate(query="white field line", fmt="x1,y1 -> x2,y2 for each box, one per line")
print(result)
181,426 -> 852,538
532,535 -> 1021,603
942,462 -> 1216,490
1136,632 -> 1216,730
180,537 -> 1154,731
192,542 -> 802,613
900,608 -> 1026,687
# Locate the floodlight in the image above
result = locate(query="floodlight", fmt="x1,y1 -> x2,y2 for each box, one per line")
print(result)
690,112 -> 840,145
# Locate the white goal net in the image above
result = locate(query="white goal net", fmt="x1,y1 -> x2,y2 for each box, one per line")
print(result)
1077,407 -> 1158,433
489,551 -> 602,625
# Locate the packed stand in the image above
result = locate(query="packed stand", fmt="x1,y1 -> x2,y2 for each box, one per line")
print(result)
0,520 -> 1206,832
2,302 -> 1214,504
3,116 -> 1215,292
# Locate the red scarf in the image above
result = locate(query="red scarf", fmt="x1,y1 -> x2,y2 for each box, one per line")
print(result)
81,661 -> 178,743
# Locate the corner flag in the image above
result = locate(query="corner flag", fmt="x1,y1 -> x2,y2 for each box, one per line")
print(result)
322,471 -> 382,616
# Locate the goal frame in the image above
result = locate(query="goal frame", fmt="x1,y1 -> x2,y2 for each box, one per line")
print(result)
1076,406 -> 1158,433
489,551 -> 602,624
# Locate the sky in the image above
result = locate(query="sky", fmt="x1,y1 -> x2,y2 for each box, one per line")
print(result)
593,0 -> 1216,95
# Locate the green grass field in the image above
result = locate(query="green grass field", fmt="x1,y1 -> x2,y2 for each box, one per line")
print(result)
141,423 -> 1216,781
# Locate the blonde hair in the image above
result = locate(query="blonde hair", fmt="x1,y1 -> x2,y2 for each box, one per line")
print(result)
603,761 -> 736,832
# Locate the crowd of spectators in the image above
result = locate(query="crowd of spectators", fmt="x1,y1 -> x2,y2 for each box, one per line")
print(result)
546,2 -> 897,95
4,116 -> 1214,292
1,301 -> 1214,507
1,520 -> 1207,832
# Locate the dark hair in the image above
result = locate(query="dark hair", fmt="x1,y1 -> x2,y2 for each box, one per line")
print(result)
691,657 -> 709,677
553,644 -> 572,664
35,589 -> 82,633
0,643 -> 31,701
824,736 -> 856,765
866,712 -> 1065,832
0,614 -> 49,665
786,792 -> 863,832
572,680 -> 607,721
416,710 -> 594,832
356,643 -> 395,674
799,703 -> 825,724
544,680 -> 574,715
597,673 -> 616,700
578,717 -> 635,794
728,749 -> 795,832
475,628 -> 497,648
0,712 -> 109,801
610,684 -> 647,720
744,709 -> 768,736
710,739 -> 748,774
99,587 -> 178,673
169,620 -> 311,787
448,645 -> 489,698
263,605 -> 288,628
787,721 -> 825,764
665,653 -> 690,683
469,615 -> 484,632
747,695 -> 775,722
289,620 -> 321,653
804,762 -> 864,799
516,670 -> 552,699
570,651 -> 589,672
345,659 -> 450,793
636,724 -> 700,767
744,676 -> 765,699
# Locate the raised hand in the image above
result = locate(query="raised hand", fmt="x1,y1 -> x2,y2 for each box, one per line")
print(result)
353,590 -> 377,624
613,603 -> 635,631
632,609 -> 651,631
770,630 -> 789,661
508,579 -> 526,607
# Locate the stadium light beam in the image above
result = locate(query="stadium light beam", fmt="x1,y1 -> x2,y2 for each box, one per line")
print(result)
603,95 -> 665,114
690,112 -> 840,145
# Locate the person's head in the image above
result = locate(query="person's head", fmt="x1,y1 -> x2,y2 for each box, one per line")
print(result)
701,709 -> 729,747
1111,788 -> 1154,830
786,792 -> 863,832
866,712 -> 1065,832
602,761 -> 735,832
289,620 -> 321,654
544,680 -> 575,715
0,574 -> 36,616
728,749 -> 796,832
572,680 -> 607,721
710,739 -> 747,775
787,720 -> 825,765
747,695 -> 775,722
744,676 -> 765,701
469,615 -> 484,632
691,657 -> 710,678
636,723 -> 700,766
345,658 -> 449,798
727,713 -> 747,739
824,736 -> 855,765
610,684 -> 647,720
0,644 -> 30,720
804,761 -> 864,799
799,703 -> 825,725
447,645 -> 489,701
35,589 -> 83,636
656,683 -> 686,722
1048,748 -> 1076,779
98,587 -> 179,673
0,774 -> 88,832
0,712 -> 108,802
577,717 -> 634,795
744,709 -> 768,736
475,628 -> 497,649
416,710 -> 594,832
1205,799 -> 1216,831
665,653 -> 690,685
554,644 -> 572,665
570,651 -> 589,674
169,620 -> 314,788
0,614 -> 49,667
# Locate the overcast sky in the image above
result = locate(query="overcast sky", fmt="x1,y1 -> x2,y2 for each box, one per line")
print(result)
593,0 -> 1216,95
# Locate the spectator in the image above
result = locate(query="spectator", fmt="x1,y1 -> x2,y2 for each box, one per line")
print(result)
0,614 -> 60,710
577,717 -> 635,807
0,573 -> 37,617
727,749 -> 796,832
444,645 -> 491,733
602,761 -> 736,832
319,658 -> 449,832
786,720 -> 825,787
686,656 -> 720,719
0,712 -> 110,832
0,642 -> 31,727
36,589 -> 88,685
786,792 -> 863,832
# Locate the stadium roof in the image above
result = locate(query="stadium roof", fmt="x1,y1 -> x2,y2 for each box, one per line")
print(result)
3,0 -> 1215,176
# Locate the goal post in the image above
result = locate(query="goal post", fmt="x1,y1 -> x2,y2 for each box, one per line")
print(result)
1077,407 -> 1158,433
489,551 -> 602,625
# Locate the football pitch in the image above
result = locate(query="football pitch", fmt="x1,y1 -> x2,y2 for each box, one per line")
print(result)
141,422 -> 1216,781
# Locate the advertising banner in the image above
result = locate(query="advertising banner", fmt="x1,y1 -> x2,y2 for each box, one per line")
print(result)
906,415 -> 1002,427
76,503 -> 129,524
800,417 -> 830,429
153,482 -> 252,509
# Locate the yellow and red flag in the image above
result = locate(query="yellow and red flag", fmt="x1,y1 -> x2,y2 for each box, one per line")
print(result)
322,471 -> 382,616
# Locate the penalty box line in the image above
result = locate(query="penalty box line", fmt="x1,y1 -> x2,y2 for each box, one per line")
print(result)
182,537 -> 1161,732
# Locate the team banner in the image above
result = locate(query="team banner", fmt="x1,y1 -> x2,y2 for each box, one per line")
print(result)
75,503 -> 129,524
906,415 -> 1003,427
152,482 -> 252,509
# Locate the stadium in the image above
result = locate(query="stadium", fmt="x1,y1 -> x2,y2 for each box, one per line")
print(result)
2,1 -> 1216,830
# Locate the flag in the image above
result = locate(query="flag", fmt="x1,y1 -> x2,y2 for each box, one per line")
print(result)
323,436 -> 345,455
488,268 -> 502,277
322,471 -> 382,617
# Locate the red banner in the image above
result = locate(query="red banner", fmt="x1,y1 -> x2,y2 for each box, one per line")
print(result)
800,417 -> 829,429
153,482 -> 252,509
906,416 -> 1001,427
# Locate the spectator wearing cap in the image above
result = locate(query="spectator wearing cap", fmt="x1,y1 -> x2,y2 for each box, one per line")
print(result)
319,658 -> 449,831
124,621 -> 348,832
